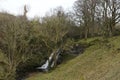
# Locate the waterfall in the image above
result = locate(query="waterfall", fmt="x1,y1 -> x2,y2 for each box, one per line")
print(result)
36,48 -> 62,71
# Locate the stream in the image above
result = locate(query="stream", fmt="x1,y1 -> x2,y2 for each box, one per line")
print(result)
17,44 -> 85,80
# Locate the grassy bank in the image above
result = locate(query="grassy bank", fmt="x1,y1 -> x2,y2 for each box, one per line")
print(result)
27,36 -> 120,80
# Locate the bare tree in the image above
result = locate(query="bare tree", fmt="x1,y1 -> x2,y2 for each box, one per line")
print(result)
0,13 -> 32,80
73,0 -> 100,39
39,7 -> 69,67
97,0 -> 120,36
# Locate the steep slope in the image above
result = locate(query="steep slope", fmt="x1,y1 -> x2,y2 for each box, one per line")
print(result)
27,36 -> 120,80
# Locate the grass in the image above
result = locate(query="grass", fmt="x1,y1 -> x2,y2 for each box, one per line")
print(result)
26,36 -> 120,80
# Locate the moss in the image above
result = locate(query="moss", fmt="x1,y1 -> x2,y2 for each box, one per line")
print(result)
0,50 -> 9,80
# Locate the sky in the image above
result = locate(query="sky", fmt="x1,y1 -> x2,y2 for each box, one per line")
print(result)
0,0 -> 76,18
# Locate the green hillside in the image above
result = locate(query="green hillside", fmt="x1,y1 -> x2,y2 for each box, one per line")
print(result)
27,36 -> 120,80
